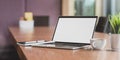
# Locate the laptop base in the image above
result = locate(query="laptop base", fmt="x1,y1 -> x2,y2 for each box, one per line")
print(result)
32,42 -> 90,50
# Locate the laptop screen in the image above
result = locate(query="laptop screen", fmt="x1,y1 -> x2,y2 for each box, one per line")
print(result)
53,16 -> 97,43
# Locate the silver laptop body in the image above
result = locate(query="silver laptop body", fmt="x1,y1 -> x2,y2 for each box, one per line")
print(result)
32,16 -> 97,49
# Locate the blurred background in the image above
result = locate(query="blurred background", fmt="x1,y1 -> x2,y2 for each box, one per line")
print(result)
62,0 -> 120,16
0,0 -> 119,60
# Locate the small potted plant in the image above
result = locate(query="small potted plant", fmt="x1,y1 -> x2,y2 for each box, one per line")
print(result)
109,13 -> 120,51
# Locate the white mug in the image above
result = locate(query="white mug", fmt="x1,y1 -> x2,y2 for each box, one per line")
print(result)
90,38 -> 106,50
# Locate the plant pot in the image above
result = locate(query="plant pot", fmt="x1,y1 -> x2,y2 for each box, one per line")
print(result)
110,34 -> 120,51
19,20 -> 34,29
19,20 -> 34,33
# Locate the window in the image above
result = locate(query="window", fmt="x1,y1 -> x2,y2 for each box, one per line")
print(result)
62,0 -> 95,16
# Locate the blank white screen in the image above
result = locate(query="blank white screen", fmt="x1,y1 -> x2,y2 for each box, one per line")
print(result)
53,18 -> 96,43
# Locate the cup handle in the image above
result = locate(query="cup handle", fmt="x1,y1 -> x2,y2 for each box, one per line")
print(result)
92,42 -> 96,48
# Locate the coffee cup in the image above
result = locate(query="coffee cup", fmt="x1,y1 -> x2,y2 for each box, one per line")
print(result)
90,38 -> 106,50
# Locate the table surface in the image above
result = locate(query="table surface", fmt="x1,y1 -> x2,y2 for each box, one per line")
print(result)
9,26 -> 120,60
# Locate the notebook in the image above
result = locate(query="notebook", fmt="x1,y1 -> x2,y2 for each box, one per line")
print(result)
32,16 -> 97,49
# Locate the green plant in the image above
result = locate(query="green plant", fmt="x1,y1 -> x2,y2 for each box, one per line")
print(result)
109,13 -> 120,34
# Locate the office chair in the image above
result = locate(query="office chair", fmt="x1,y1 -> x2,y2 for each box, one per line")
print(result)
95,16 -> 110,33
33,16 -> 49,26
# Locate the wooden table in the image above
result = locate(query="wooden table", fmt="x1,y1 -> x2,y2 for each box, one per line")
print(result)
9,27 -> 120,60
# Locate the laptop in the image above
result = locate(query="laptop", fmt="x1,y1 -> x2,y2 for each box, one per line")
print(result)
32,16 -> 98,49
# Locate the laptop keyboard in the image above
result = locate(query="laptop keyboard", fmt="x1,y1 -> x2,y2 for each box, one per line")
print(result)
55,42 -> 90,47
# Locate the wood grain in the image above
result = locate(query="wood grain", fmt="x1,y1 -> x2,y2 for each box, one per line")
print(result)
9,27 -> 120,60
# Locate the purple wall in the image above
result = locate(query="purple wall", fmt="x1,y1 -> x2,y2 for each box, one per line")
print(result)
0,0 -> 60,46
26,0 -> 60,26
0,0 -> 24,31
0,0 -> 24,46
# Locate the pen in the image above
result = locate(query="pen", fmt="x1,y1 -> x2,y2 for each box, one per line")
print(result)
25,40 -> 45,44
